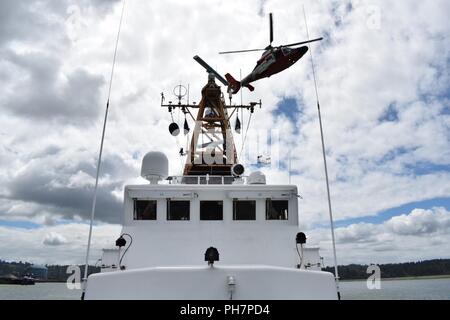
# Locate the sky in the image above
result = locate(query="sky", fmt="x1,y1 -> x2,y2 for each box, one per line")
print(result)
0,0 -> 449,267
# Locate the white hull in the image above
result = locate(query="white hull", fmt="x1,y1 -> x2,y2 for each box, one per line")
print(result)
85,265 -> 337,300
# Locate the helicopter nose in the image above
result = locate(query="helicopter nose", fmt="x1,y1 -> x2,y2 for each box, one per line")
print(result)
294,46 -> 308,60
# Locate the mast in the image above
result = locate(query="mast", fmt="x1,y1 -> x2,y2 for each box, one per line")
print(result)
184,74 -> 237,175
161,57 -> 261,176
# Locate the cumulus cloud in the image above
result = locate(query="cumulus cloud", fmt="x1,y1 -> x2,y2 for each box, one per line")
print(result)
1,50 -> 104,123
307,207 -> 450,265
0,223 -> 121,265
4,152 -> 131,223
386,208 -> 450,236
336,223 -> 380,244
43,232 -> 68,246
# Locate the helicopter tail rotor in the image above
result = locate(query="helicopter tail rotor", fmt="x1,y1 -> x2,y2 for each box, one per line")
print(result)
225,73 -> 241,94
245,83 -> 255,92
225,73 -> 255,94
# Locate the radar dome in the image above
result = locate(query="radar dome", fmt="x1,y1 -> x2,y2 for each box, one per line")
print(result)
141,151 -> 169,184
247,171 -> 266,185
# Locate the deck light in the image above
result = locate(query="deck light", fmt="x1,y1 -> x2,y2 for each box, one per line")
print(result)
296,232 -> 307,269
116,236 -> 127,248
231,164 -> 245,177
296,232 -> 307,244
205,247 -> 219,266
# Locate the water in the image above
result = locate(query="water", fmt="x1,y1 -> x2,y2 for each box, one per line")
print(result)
1,279 -> 449,300
340,278 -> 450,300
0,283 -> 81,300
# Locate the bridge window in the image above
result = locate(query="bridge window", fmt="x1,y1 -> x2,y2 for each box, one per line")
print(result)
167,200 -> 190,221
134,200 -> 157,220
200,201 -> 223,220
266,199 -> 288,220
233,200 -> 256,220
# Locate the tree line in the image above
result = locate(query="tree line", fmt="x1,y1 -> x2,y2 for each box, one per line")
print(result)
323,259 -> 450,280
0,260 -> 100,282
2,258 -> 450,281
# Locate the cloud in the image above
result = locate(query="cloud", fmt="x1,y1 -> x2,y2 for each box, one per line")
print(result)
336,223 -> 380,244
3,152 -> 134,224
2,50 -> 104,124
0,223 -> 121,265
386,207 -> 450,236
307,207 -> 450,265
43,232 -> 68,246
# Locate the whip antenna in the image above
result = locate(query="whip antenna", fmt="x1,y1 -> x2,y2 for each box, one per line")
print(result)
82,0 -> 127,300
303,5 -> 341,299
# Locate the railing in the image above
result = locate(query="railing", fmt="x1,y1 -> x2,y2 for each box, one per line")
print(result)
167,175 -> 247,185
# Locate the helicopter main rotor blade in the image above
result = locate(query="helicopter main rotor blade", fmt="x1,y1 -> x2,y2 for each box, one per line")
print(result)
269,13 -> 274,45
281,37 -> 323,48
219,37 -> 323,54
193,55 -> 229,86
219,48 -> 266,55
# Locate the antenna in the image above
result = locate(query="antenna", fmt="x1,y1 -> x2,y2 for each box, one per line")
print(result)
187,84 -> 190,106
173,84 -> 187,105
82,0 -> 126,300
303,5 -> 341,299
288,150 -> 291,184
240,69 -> 244,148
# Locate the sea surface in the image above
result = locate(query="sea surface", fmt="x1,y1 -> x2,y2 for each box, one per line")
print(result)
1,278 -> 449,300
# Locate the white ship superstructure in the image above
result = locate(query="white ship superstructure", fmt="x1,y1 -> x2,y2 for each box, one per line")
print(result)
85,167 -> 337,299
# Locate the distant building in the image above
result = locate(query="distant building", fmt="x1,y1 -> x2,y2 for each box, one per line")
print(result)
28,264 -> 48,280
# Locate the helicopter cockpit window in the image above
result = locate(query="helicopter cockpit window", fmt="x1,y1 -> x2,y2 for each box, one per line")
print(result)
281,47 -> 292,56
266,53 -> 276,63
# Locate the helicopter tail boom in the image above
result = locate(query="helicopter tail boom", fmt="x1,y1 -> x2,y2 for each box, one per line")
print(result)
225,73 -> 255,94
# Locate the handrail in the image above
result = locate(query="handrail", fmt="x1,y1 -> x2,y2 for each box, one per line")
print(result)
168,175 -> 247,185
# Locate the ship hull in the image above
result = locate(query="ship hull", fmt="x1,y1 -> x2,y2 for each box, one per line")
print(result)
85,265 -> 338,300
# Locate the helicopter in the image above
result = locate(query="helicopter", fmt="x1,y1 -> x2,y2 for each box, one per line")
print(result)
220,13 -> 323,94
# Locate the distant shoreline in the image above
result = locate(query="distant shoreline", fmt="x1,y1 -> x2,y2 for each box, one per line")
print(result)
2,274 -> 450,285
341,274 -> 450,282
39,274 -> 450,283
3,259 -> 450,283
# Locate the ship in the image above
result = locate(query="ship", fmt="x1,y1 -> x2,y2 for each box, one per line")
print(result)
0,275 -> 35,285
83,66 -> 339,299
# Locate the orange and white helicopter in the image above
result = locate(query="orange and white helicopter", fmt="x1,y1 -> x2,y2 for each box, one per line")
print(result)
221,13 -> 323,94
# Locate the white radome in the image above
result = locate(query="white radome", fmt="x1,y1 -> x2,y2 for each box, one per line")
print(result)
247,171 -> 266,185
141,151 -> 169,183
